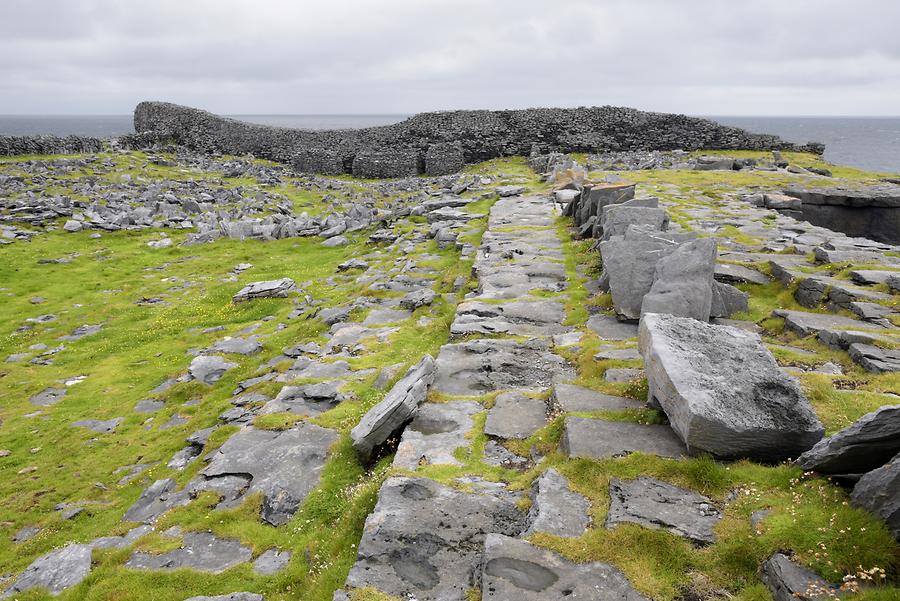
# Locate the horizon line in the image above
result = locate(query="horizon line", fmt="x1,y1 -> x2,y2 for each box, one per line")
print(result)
2,112 -> 900,119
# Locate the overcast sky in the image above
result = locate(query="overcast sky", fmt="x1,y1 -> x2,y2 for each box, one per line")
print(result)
2,0 -> 899,116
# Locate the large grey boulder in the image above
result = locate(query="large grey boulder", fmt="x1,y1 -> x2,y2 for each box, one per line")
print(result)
606,477 -> 721,545
3,543 -> 92,596
524,469 -> 590,537
639,313 -> 823,461
202,423 -> 338,525
232,278 -> 295,302
481,534 -> 649,600
600,206 -> 669,240
850,452 -> 900,540
600,227 -> 696,320
345,476 -> 526,600
759,553 -> 836,601
796,405 -> 900,476
641,238 -> 717,321
351,356 -> 435,462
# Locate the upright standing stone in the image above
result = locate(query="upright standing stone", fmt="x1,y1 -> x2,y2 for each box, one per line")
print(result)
850,452 -> 900,540
641,238 -> 717,321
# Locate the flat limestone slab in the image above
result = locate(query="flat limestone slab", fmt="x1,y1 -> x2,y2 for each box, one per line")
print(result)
481,534 -> 649,600
432,338 -> 574,396
773,309 -> 878,337
586,314 -> 639,340
561,417 -> 685,459
606,477 -> 721,545
552,381 -> 645,412
345,477 -> 526,600
484,392 -> 548,439
450,299 -> 569,337
393,401 -> 481,469
525,469 -> 590,537
201,423 -> 338,525
640,313 -> 824,461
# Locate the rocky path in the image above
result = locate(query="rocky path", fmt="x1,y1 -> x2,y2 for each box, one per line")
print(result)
336,195 -> 707,600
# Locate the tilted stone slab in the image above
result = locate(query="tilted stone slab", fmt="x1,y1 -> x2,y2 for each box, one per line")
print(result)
759,553 -> 837,601
351,356 -> 435,462
850,452 -> 900,540
232,278 -> 295,302
484,392 -> 548,440
641,238 -> 716,321
524,469 -> 590,537
561,417 -> 685,459
848,343 -> 900,373
393,401 -> 481,469
481,534 -> 649,600
796,405 -> 900,476
606,477 -> 721,545
432,338 -> 573,396
639,313 -> 823,461
202,423 -> 338,525
345,477 -> 526,600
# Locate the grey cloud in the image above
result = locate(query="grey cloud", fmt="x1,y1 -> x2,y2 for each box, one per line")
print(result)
0,0 -> 898,115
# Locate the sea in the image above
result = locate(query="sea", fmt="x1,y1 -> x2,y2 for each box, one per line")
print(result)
1,114 -> 898,175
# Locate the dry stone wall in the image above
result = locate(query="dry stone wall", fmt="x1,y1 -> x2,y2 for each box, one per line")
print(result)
131,101 -> 823,178
0,135 -> 102,156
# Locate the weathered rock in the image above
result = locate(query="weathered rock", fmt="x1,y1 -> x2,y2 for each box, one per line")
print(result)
450,299 -> 568,337
253,549 -> 291,575
796,405 -> 900,476
481,534 -> 649,600
209,337 -> 262,356
551,381 -> 644,412
585,314 -> 639,340
3,544 -> 92,596
600,206 -> 669,241
134,398 -> 165,413
606,477 -> 721,545
345,477 -> 526,600
431,338 -> 573,396
759,553 -> 836,601
393,401 -> 481,469
29,387 -> 66,407
525,469 -> 590,537
641,238 -> 716,321
484,392 -> 547,440
201,423 -> 339,525
122,478 -> 189,524
73,417 -> 123,433
710,281 -> 750,318
562,417 -> 685,459
639,313 -> 823,461
714,263 -> 770,285
232,278 -> 295,302
363,308 -> 411,325
189,355 -> 238,385
496,185 -> 527,197
850,452 -> 900,540
399,288 -> 437,310
848,343 -> 900,373
126,532 -> 252,573
351,356 -> 435,462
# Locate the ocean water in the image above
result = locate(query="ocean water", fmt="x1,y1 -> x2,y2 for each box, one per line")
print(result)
1,114 -> 898,174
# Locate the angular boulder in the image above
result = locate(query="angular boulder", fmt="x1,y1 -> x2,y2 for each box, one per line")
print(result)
639,313 -> 824,460
850,452 -> 900,540
640,238 -> 716,321
350,356 -> 435,462
759,553 -> 836,601
796,405 -> 900,476
232,278 -> 295,303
